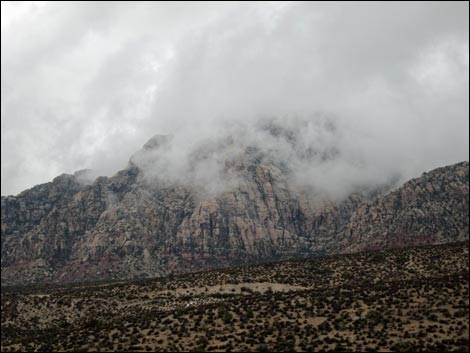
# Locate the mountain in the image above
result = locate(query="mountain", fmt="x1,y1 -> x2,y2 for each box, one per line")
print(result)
1,134 -> 468,285
342,161 -> 469,252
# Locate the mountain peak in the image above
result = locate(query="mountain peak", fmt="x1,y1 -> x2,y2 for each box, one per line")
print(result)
1,155 -> 468,285
142,134 -> 171,151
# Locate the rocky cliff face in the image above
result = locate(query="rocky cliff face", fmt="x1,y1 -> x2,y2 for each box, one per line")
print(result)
1,136 -> 468,285
341,161 -> 469,253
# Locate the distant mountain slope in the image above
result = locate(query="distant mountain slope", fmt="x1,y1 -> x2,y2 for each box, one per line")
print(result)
1,135 -> 468,285
342,161 -> 469,252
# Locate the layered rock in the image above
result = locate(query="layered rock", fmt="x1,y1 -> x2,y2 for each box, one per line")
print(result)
341,161 -> 469,252
1,136 -> 468,285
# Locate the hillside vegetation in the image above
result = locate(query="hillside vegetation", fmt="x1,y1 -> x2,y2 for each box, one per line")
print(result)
1,241 -> 469,352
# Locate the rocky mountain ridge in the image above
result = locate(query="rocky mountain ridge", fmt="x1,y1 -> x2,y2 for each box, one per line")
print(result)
1,136 -> 468,285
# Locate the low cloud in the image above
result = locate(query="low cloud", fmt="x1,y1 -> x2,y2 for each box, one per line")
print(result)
1,2 -> 468,197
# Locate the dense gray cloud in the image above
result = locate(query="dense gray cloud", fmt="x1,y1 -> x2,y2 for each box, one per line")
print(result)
1,1 -> 469,197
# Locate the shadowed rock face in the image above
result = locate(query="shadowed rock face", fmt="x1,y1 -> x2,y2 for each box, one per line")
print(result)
1,135 -> 468,285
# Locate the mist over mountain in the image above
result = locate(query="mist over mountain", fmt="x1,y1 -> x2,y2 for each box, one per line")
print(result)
129,116 -> 403,202
2,5 -> 469,353
1,127 -> 468,285
1,1 -> 469,282
2,2 -> 469,196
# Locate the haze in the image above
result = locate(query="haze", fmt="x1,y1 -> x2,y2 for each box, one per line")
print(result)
1,1 -> 469,196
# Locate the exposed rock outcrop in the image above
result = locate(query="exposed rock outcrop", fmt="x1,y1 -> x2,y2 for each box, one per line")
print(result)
342,161 -> 469,252
1,136 -> 468,285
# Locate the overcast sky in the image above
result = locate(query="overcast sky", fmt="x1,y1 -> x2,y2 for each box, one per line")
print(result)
1,1 -> 469,196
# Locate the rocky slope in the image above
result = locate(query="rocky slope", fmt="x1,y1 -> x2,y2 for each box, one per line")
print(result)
1,135 -> 468,285
342,161 -> 469,252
